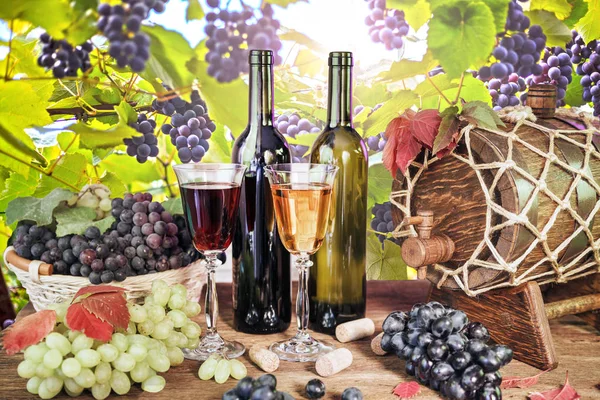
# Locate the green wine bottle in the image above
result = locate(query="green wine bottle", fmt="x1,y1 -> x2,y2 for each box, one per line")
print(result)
308,51 -> 368,334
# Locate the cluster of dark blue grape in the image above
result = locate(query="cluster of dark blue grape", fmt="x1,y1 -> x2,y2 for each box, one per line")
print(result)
381,302 -> 513,400
488,73 -> 527,110
155,90 -> 216,163
504,0 -> 530,32
525,48 -> 573,107
97,0 -> 168,72
274,113 -> 320,163
364,0 -> 409,51
355,104 -> 386,152
204,0 -> 282,83
37,33 -> 93,78
222,374 -> 296,400
568,32 -> 600,116
370,202 -> 398,245
124,113 -> 159,164
9,193 -> 200,285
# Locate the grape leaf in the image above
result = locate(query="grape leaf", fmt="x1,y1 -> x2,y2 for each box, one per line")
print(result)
0,0 -> 73,38
502,369 -> 549,389
65,303 -> 114,341
574,0 -> 600,43
162,197 -> 184,215
2,310 -> 56,355
0,122 -> 46,178
34,153 -> 88,197
461,101 -> 505,130
0,172 -> 40,212
5,188 -> 74,226
388,0 -> 431,31
527,10 -> 573,47
428,1 -> 496,78
392,381 -> 421,399
362,90 -> 418,138
564,72 -> 586,107
278,29 -> 329,54
484,0 -> 512,33
54,206 -> 115,237
70,120 -> 140,150
433,106 -> 460,156
366,234 -> 408,280
294,48 -> 324,77
204,125 -> 235,163
445,75 -> 492,106
100,172 -> 127,198
81,292 -> 130,330
410,109 -> 442,149
396,129 -> 422,175
414,74 -> 457,99
378,51 -> 438,81
528,372 -> 580,400
563,0 -> 587,29
102,153 -> 163,184
530,0 -> 573,19
186,0 -> 204,21
383,110 -> 422,175
368,161 -> 393,210
74,285 -> 127,300
383,129 -> 400,177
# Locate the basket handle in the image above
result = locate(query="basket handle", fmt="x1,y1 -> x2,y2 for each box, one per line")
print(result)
4,247 -> 53,277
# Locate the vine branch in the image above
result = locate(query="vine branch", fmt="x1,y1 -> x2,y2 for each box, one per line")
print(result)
453,72 -> 465,105
425,74 -> 452,106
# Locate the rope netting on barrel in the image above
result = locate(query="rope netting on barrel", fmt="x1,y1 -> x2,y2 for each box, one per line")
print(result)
390,106 -> 600,296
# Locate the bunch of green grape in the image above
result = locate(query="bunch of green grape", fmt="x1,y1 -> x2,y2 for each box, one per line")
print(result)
16,280 -> 202,399
199,354 -> 247,384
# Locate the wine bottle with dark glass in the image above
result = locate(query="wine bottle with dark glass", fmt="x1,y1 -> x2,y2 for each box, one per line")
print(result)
309,51 -> 368,334
231,49 -> 292,334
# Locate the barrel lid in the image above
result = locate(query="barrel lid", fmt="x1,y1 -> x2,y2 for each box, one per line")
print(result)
329,51 -> 353,66
249,50 -> 273,65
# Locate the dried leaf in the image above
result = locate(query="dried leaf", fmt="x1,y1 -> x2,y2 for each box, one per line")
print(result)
383,131 -> 400,176
65,303 -> 114,341
502,370 -> 549,389
392,381 -> 421,399
461,100 -> 505,130
73,285 -> 126,301
528,372 -> 581,400
396,131 -> 422,175
81,292 -> 130,330
410,109 -> 442,149
433,106 -> 461,156
2,310 -> 56,355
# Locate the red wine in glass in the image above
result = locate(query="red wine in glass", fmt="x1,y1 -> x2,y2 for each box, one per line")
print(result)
179,182 -> 242,251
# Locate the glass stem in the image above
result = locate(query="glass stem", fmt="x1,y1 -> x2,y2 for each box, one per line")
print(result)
204,252 -> 220,337
295,253 -> 313,337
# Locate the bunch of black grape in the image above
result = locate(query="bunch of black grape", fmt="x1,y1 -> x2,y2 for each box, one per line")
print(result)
204,0 -> 282,83
525,48 -> 573,107
488,73 -> 526,110
123,113 -> 159,164
222,374 -> 295,400
37,33 -> 93,78
364,0 -> 410,51
381,302 -> 512,400
355,104 -> 387,152
11,224 -> 56,260
97,0 -> 169,72
569,33 -> 600,116
155,90 -> 216,163
274,113 -> 320,163
370,202 -> 398,245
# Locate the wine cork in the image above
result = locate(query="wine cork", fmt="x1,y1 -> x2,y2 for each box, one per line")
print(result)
335,318 -> 375,343
315,348 -> 353,377
371,332 -> 388,356
249,345 -> 279,373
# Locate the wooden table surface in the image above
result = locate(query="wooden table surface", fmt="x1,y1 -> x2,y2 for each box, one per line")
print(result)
1,280 -> 599,400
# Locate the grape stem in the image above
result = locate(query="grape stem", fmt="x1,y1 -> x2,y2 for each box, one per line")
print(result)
4,20 -> 14,82
47,133 -> 79,174
453,72 -> 465,105
425,74 -> 453,106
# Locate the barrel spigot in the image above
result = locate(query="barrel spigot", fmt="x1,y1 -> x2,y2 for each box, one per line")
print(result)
401,210 -> 455,280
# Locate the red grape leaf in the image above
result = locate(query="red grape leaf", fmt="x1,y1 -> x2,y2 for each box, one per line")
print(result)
66,303 -> 114,341
502,369 -> 549,389
383,118 -> 402,176
392,381 -> 421,399
2,310 -> 56,355
527,372 -> 580,400
410,109 -> 442,149
81,292 -> 130,330
396,131 -> 422,175
73,285 -> 126,301
432,106 -> 460,157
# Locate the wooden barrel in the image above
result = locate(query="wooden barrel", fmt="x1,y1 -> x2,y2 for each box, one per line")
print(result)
528,84 -> 557,118
392,111 -> 600,292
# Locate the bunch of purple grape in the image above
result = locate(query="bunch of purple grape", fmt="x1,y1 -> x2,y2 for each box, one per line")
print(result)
525,48 -> 573,107
274,113 -> 320,163
97,0 -> 168,72
488,73 -> 527,110
370,202 -> 398,245
363,0 -> 409,51
156,90 -> 216,163
124,113 -> 159,164
204,0 -> 282,83
568,32 -> 600,116
356,104 -> 386,152
504,0 -> 530,32
37,33 -> 93,78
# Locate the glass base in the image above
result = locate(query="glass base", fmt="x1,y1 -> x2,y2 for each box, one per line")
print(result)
269,332 -> 334,362
183,332 -> 245,361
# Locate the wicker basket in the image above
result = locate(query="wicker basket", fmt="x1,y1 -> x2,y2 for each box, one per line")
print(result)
3,246 -> 206,311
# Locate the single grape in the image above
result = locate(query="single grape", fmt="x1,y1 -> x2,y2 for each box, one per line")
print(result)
198,355 -> 219,380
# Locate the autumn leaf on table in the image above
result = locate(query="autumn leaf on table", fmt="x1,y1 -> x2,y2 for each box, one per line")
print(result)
432,106 -> 461,158
502,369 -> 549,389
392,381 -> 421,399
528,372 -> 580,400
410,109 -> 442,149
66,303 -> 115,341
2,310 -> 57,355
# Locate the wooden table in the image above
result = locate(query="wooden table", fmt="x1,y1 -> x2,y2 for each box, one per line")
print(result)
1,281 -> 599,399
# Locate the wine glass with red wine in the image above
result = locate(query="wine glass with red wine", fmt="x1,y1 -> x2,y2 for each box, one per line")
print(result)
173,163 -> 247,361
264,163 -> 338,362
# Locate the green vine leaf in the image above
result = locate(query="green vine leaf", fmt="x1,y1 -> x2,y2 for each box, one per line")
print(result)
6,188 -> 74,226
0,121 -> 48,173
368,160 -> 393,211
526,10 -> 572,47
203,125 -> 233,163
54,206 -> 115,237
186,0 -> 205,21
433,106 -> 460,156
362,90 -> 418,138
461,101 -> 505,130
0,0 -> 73,38
378,51 -> 438,81
70,120 -> 140,150
483,0 -> 511,34
161,197 -> 183,215
573,0 -> 600,43
428,1 -> 496,78
100,172 -> 127,198
34,154 -> 89,197
563,0 -> 588,29
366,234 -> 408,280
0,172 -> 40,212
388,0 -> 431,31
564,73 -> 585,107
102,154 -> 163,184
529,0 -> 573,19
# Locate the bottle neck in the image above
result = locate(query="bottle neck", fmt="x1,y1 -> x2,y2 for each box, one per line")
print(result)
248,63 -> 274,127
326,65 -> 353,128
